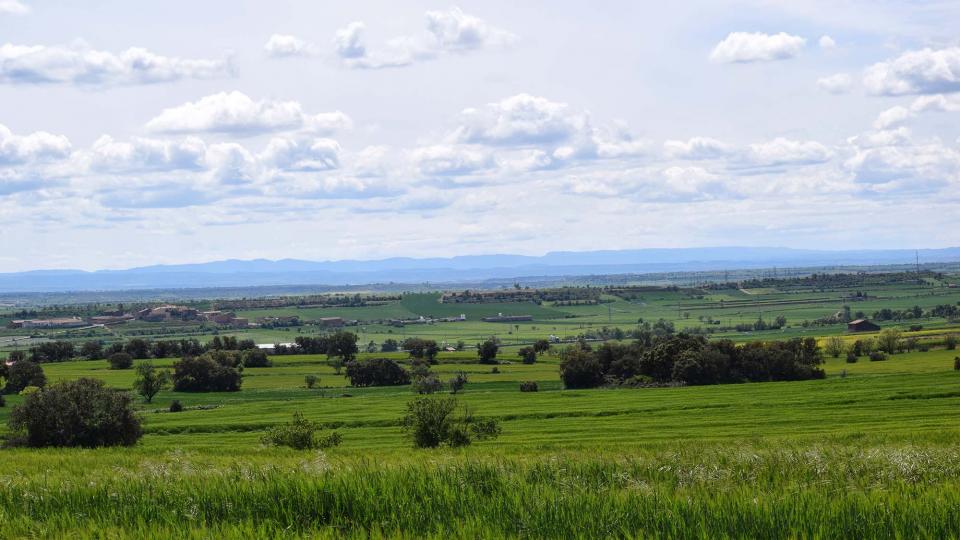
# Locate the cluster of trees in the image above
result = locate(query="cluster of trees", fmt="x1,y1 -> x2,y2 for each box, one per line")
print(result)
16,337 -> 256,364
273,332 -> 359,360
559,335 -> 824,389
0,360 -> 47,394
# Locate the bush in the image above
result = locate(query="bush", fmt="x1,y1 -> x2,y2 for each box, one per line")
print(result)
169,400 -> 184,413
448,371 -> 468,394
518,347 -> 537,364
520,381 -> 539,392
108,352 -> 134,370
241,349 -> 272,368
0,393 -> 5,407
559,348 -> 604,389
910,325 -> 924,332
345,358 -> 410,387
946,336 -> 958,351
412,372 -> 443,394
869,351 -> 887,362
172,356 -> 242,392
954,357 -> 960,371
304,374 -> 319,389
400,396 -> 500,448
8,378 -> 142,448
4,361 -> 46,394
260,412 -> 342,450
477,339 -> 499,364
845,352 -> 858,363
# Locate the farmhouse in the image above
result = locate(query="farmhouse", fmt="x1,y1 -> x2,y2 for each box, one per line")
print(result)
8,317 -> 85,329
318,317 -> 345,328
137,305 -> 200,322
847,319 -> 881,333
482,314 -> 533,323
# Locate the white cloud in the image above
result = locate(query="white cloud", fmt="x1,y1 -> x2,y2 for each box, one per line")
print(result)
264,34 -> 316,58
0,123 -> 71,164
453,94 -> 586,146
145,91 -> 351,135
259,137 -> 341,172
873,105 -> 912,130
846,142 -> 960,190
847,127 -> 912,149
0,0 -> 28,15
818,35 -> 836,49
0,43 -> 232,85
86,135 -> 206,173
742,138 -> 832,167
333,22 -> 367,59
664,137 -> 734,159
817,73 -> 852,94
411,145 -> 495,176
335,7 -> 513,69
709,32 -> 806,63
864,47 -> 960,95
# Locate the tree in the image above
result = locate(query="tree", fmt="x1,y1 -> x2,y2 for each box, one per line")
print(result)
8,378 -> 142,448
448,371 -> 468,394
172,355 -> 242,392
326,331 -> 359,362
477,339 -> 499,364
80,341 -> 105,360
517,347 -> 537,364
533,339 -> 551,355
304,374 -> 319,389
365,340 -> 378,353
877,328 -> 903,354
381,339 -> 399,352
403,338 -> 440,364
123,338 -> 151,359
559,347 -> 604,389
240,349 -> 272,367
108,352 -> 134,370
344,358 -> 410,387
824,337 -> 845,358
4,361 -> 46,394
132,362 -> 170,403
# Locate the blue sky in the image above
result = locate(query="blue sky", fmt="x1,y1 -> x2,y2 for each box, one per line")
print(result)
0,0 -> 958,271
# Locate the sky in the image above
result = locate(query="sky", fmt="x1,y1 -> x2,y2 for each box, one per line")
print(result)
0,0 -> 959,272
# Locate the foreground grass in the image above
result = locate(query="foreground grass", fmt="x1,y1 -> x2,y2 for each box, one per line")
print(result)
3,441 -> 960,538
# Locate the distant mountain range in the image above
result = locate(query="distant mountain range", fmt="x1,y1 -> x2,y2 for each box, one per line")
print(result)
2,247 -> 958,293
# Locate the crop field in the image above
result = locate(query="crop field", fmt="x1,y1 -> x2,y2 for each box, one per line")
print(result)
3,274 -> 960,537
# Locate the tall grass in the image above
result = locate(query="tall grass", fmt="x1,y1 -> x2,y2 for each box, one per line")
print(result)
3,442 -> 960,538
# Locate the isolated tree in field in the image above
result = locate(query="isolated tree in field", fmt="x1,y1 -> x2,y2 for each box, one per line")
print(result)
326,331 -> 359,362
533,339 -> 551,355
132,362 -> 170,403
260,412 -> 342,450
381,338 -> 399,352
366,340 -> 378,353
108,352 -> 134,370
403,338 -> 440,364
4,360 -> 46,394
240,349 -> 272,367
172,355 -> 242,392
8,378 -> 142,448
345,358 -> 410,387
400,396 -> 500,448
477,339 -> 499,364
878,328 -> 903,354
559,347 -> 604,389
518,347 -> 537,364
824,337 -> 845,358
448,371 -> 468,394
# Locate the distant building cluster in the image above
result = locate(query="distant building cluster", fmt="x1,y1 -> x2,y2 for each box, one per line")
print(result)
481,314 -> 533,323
8,317 -> 86,329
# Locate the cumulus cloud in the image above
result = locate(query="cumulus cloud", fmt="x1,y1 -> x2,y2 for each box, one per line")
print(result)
846,142 -> 960,191
453,94 -> 586,146
741,138 -> 832,167
0,43 -> 232,85
334,7 -> 514,69
565,166 -> 734,202
663,137 -> 734,159
819,35 -> 836,49
0,0 -> 28,15
817,73 -> 852,94
709,32 -> 806,63
145,91 -> 351,136
86,135 -> 206,173
259,137 -> 341,172
411,145 -> 495,177
873,105 -> 912,130
264,34 -> 316,58
864,47 -> 960,95
0,123 -> 71,165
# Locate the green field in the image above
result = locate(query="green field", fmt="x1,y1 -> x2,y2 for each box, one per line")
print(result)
3,274 -> 960,537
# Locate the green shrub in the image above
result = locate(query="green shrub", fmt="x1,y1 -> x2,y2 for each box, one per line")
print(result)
448,371 -> 468,394
304,374 -> 319,389
400,396 -> 501,448
869,351 -> 887,362
559,348 -> 604,389
132,362 -> 170,403
477,339 -> 499,364
946,336 -> 958,351
520,381 -> 539,392
169,400 -> 184,413
108,352 -> 133,370
845,352 -> 858,364
345,358 -> 410,387
241,349 -> 272,368
518,347 -> 537,364
8,378 -> 142,448
260,412 -> 342,450
953,357 -> 960,371
4,361 -> 46,394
